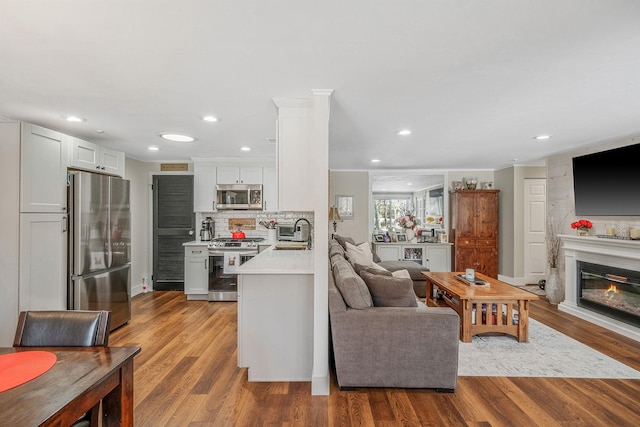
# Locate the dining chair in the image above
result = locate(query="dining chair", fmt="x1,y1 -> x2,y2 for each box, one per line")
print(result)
13,310 -> 111,347
13,310 -> 112,427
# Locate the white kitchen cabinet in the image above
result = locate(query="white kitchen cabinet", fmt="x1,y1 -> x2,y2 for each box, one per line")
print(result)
184,245 -> 209,300
194,163 -> 217,211
20,123 -> 69,213
19,213 -> 68,311
217,166 -> 262,184
262,166 -> 278,211
70,138 -> 125,177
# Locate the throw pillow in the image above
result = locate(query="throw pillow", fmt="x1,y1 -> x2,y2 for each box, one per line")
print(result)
334,235 -> 356,250
360,270 -> 418,307
353,263 -> 392,276
332,259 -> 373,309
344,241 -> 374,266
391,269 -> 411,279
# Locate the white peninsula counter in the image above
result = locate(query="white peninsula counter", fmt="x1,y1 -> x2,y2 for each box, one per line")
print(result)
236,245 -> 314,382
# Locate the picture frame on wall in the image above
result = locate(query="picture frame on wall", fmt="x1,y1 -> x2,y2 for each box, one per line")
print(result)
335,195 -> 355,220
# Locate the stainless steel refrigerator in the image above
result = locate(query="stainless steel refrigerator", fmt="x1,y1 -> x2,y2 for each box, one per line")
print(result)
68,171 -> 131,330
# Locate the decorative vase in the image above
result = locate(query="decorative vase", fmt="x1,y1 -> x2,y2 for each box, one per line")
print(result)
267,229 -> 276,242
406,229 -> 415,242
545,267 -> 563,305
577,229 -> 589,236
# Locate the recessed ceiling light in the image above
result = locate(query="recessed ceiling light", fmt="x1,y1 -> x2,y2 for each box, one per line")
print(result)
160,133 -> 195,142
371,159 -> 381,163
148,146 -> 160,151
397,129 -> 412,136
406,182 -> 413,186
202,115 -> 219,122
96,129 -> 104,134
241,146 -> 251,151
534,135 -> 551,140
64,115 -> 86,122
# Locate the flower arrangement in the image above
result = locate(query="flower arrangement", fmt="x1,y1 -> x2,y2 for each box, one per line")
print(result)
398,212 -> 418,229
259,219 -> 276,229
571,219 -> 592,235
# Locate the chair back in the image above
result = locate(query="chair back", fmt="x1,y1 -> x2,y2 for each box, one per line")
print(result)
13,310 -> 111,347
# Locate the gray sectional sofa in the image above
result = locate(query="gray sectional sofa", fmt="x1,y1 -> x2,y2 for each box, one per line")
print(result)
328,239 -> 460,391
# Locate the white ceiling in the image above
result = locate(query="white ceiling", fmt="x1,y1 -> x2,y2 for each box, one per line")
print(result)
2,1 -> 640,171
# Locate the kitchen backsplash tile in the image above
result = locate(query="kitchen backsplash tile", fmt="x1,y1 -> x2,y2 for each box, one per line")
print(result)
196,211 -> 314,240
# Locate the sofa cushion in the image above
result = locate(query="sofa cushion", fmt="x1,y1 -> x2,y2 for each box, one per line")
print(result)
360,270 -> 418,307
391,269 -> 411,279
344,241 -> 374,266
332,259 -> 373,309
329,241 -> 345,259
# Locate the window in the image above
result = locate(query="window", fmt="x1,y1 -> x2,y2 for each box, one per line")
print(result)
373,195 -> 412,231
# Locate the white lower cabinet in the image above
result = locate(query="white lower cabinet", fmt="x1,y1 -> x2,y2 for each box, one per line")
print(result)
184,245 -> 209,300
372,242 -> 452,272
19,213 -> 68,311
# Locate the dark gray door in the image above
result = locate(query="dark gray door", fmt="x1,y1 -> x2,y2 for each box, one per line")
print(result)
153,175 -> 195,290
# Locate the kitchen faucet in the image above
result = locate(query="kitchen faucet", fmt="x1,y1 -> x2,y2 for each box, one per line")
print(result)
294,218 -> 312,250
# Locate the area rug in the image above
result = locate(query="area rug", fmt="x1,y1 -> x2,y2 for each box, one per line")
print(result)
458,318 -> 640,378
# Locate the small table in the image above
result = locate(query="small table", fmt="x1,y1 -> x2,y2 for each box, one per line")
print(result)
0,346 -> 140,426
423,272 -> 538,342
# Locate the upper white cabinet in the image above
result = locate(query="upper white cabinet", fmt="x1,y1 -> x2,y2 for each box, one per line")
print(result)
20,123 -> 69,213
217,166 -> 262,184
194,163 -> 217,212
262,166 -> 278,212
70,138 -> 125,177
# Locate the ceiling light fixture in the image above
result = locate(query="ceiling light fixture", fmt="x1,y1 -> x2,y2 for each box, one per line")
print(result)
241,146 -> 251,151
64,115 -> 86,122
406,182 -> 413,186
160,133 -> 195,142
148,146 -> 160,151
370,159 -> 381,163
202,115 -> 219,122
397,129 -> 412,136
534,135 -> 551,140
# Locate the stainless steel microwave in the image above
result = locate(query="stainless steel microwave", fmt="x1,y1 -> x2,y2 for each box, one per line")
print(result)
276,223 -> 310,242
216,184 -> 263,210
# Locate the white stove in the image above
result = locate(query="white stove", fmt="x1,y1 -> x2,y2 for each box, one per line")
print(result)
208,237 -> 264,250
207,237 -> 264,302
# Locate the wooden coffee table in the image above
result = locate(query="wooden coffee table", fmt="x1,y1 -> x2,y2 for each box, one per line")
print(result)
422,272 -> 538,342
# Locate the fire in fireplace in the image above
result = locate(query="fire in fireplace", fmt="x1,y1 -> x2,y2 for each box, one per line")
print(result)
578,261 -> 640,328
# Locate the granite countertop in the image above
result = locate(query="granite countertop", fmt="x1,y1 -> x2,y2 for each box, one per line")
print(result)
236,245 -> 314,275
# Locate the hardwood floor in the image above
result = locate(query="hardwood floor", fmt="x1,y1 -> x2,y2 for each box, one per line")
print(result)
109,291 -> 640,427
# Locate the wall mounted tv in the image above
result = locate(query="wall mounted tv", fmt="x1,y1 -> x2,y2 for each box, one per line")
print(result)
572,143 -> 640,216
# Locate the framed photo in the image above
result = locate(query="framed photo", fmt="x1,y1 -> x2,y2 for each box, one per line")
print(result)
397,234 -> 407,242
373,234 -> 385,242
439,233 -> 449,243
335,195 -> 354,220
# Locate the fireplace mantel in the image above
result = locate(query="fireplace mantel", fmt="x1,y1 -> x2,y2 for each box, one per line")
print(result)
559,234 -> 640,342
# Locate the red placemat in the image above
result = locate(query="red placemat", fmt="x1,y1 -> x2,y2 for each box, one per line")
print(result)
0,351 -> 57,392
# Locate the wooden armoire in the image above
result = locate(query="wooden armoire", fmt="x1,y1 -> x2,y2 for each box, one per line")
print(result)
449,190 -> 500,278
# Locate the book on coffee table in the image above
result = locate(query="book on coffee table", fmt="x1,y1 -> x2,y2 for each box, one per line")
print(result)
455,274 -> 489,286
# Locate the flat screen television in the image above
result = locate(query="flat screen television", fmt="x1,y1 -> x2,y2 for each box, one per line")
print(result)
572,143 -> 640,216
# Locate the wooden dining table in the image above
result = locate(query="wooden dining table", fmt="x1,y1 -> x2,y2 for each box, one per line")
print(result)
0,346 -> 140,427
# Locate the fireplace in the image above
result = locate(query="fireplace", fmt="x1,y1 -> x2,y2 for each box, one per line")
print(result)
577,261 -> 640,328
560,234 -> 640,342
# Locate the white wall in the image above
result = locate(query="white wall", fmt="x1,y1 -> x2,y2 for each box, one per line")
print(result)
0,121 -> 21,345
329,171 -> 370,242
124,158 -> 151,296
